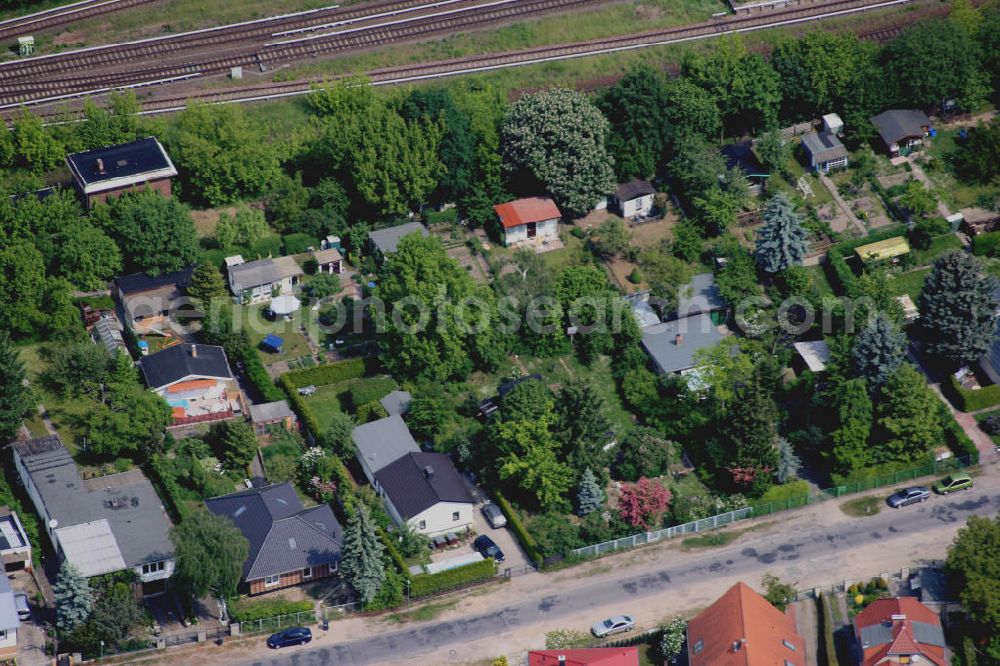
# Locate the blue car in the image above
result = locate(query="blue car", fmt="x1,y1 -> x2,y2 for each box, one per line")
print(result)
266,626 -> 312,649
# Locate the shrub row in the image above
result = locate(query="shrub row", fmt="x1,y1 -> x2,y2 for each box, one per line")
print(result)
280,374 -> 322,442
971,230 -> 1000,257
233,343 -> 285,402
824,225 -> 907,296
939,402 -> 980,462
409,558 -> 496,597
283,358 -> 370,388
868,178 -> 905,223
380,529 -> 408,575
946,375 -> 1000,412
229,598 -> 314,623
493,492 -> 542,565
145,455 -> 188,523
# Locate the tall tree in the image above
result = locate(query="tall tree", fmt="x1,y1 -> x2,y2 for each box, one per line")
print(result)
340,505 -> 386,605
0,332 -> 32,442
94,189 -> 198,276
851,314 -> 907,391
208,420 -> 259,470
662,77 -> 722,144
496,417 -> 573,511
501,88 -> 615,217
771,32 -> 874,121
873,364 -> 942,463
946,515 -> 1000,661
322,411 -> 356,460
187,262 -> 229,307
170,511 -> 249,599
918,251 -> 999,366
54,562 -> 94,633
554,382 -> 611,472
45,342 -> 109,397
215,207 -> 268,250
615,427 -> 674,482
85,382 -> 172,460
0,240 -> 47,336
830,378 -> 873,472
11,109 -> 64,174
717,371 -> 779,482
597,65 -> 671,180
399,87 -> 476,205
755,193 -> 808,274
775,437 -> 801,484
88,582 -> 143,647
575,467 -> 604,517
54,220 -> 123,291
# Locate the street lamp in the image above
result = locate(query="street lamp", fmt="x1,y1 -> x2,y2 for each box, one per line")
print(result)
405,578 -> 410,607
99,640 -> 104,661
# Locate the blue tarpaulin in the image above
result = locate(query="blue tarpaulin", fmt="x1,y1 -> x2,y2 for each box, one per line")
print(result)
261,334 -> 284,352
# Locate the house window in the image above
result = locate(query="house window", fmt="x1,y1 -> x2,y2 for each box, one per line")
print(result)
693,640 -> 704,654
783,640 -> 797,651
0,630 -> 6,640
418,520 -> 426,530
264,574 -> 280,587
302,567 -> 312,579
142,561 -> 166,575
785,661 -> 795,666
452,511 -> 460,521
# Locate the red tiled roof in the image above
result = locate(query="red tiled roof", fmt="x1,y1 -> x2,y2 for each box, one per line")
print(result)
854,598 -> 947,666
528,648 -> 639,666
493,197 -> 562,229
687,582 -> 806,666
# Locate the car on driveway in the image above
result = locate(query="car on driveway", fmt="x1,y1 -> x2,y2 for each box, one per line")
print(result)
592,614 -> 635,638
933,473 -> 973,494
887,486 -> 930,508
266,627 -> 312,649
474,535 -> 505,563
14,593 -> 29,621
481,503 -> 507,529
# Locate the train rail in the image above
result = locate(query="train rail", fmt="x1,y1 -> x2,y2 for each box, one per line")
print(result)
0,0 -> 159,41
1,0 -> 920,109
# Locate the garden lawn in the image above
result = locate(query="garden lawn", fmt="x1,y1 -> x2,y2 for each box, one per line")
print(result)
911,233 -> 962,266
887,267 -> 930,302
922,128 -> 992,212
16,343 -> 90,453
806,264 -> 836,298
235,304 -> 314,364
300,376 -> 397,430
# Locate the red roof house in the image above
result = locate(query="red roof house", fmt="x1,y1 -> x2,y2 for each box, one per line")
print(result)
493,197 -> 561,246
853,598 -> 947,666
687,582 -> 805,666
528,647 -> 639,666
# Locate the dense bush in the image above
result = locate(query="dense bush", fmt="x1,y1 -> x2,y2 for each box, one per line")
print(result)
283,233 -> 318,255
940,403 -> 979,462
971,231 -> 1000,258
493,492 -> 542,564
355,400 -> 389,423
347,378 -> 397,410
947,376 -> 1000,412
283,358 -> 370,388
425,208 -> 458,225
570,227 -> 586,239
979,414 -> 1000,435
908,217 -> 950,250
379,529 -> 408,575
409,558 -> 496,597
229,598 -> 314,623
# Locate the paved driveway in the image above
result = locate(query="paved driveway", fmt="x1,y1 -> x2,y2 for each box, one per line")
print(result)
461,475 -> 533,574
10,571 -> 47,666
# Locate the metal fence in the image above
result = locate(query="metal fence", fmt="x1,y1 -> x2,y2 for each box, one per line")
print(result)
238,610 -> 317,635
570,455 -> 975,559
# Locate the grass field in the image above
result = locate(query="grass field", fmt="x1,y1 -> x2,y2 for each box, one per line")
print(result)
922,128 -> 992,212
839,495 -> 883,518
301,375 -> 396,429
887,267 -> 930,302
911,233 -> 962,266
235,304 -> 314,364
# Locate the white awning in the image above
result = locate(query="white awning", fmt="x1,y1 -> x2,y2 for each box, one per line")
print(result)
269,294 -> 301,316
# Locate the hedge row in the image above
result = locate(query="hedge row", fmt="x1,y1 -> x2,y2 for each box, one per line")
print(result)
280,374 -> 323,443
410,558 -> 496,597
868,178 -> 904,223
971,231 -> 1000,257
946,375 -> 1000,412
234,343 -> 285,402
940,402 -> 980,462
825,225 -> 907,296
283,358 -> 370,389
380,529 -> 408,574
229,598 -> 314,623
145,455 -> 188,523
493,492 -> 542,565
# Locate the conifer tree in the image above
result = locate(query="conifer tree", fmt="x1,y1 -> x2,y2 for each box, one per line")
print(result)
187,262 -> 229,307
575,467 -> 604,517
755,193 -> 809,273
775,437 -> 801,483
340,505 -> 386,605
54,562 -> 94,632
919,251 -> 999,366
851,313 -> 907,391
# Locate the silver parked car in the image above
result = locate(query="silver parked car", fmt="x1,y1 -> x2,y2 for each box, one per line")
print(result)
14,593 -> 29,621
591,614 -> 635,638
887,486 -> 930,508
481,502 -> 507,529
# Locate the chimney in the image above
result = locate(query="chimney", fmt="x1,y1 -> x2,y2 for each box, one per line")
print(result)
675,333 -> 683,346
423,465 -> 435,479
95,158 -> 105,174
191,344 -> 198,358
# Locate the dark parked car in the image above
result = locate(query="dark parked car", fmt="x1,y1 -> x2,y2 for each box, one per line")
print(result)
266,627 -> 312,649
474,534 -> 505,563
887,486 -> 930,508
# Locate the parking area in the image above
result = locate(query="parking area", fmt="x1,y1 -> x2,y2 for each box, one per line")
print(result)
460,475 -> 533,573
9,570 -> 48,666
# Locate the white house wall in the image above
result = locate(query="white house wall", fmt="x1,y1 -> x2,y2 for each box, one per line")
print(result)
503,218 -> 559,247
410,502 -> 474,537
622,195 -> 654,218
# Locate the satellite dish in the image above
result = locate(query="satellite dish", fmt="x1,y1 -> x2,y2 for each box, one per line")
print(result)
48,519 -> 58,529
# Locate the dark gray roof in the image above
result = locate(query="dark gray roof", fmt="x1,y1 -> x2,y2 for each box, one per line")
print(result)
871,109 -> 931,145
115,266 -> 194,296
615,179 -> 655,201
379,390 -> 412,416
640,313 -> 726,374
673,273 -> 726,320
12,436 -> 174,570
66,137 -> 177,193
369,222 -> 428,256
248,400 -> 295,423
352,415 -> 421,475
139,343 -> 231,389
205,483 -> 342,580
859,621 -> 944,649
801,131 -> 848,163
374,453 -> 473,520
228,258 -> 286,293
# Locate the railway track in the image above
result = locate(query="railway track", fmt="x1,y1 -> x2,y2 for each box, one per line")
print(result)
0,0 -> 160,41
2,0 -> 923,110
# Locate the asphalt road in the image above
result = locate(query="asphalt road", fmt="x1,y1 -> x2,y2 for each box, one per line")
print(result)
245,482 -> 1000,666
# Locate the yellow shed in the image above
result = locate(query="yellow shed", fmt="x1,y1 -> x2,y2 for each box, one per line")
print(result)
855,237 -> 911,263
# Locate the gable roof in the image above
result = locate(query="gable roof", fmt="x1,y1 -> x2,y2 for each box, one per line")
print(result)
12,436 -> 174,575
615,179 -> 655,202
641,313 -> 726,374
205,483 -> 342,580
115,266 -> 194,296
800,131 -> 848,164
227,258 -> 287,293
66,137 -> 177,195
494,197 -> 562,229
687,582 -> 805,666
375,452 -> 473,520
529,648 -> 640,665
368,222 -> 429,256
854,598 -> 946,666
312,247 -> 343,264
870,110 -> 931,146
352,415 -> 421,476
139,343 -> 231,389
248,400 -> 295,423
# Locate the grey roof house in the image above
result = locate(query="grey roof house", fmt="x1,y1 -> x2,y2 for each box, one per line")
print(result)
114,265 -> 194,334
352,415 -> 421,486
801,131 -> 849,172
374,452 -> 475,537
12,436 -> 175,594
368,222 -> 429,260
870,109 -> 932,157
641,313 -> 726,375
379,390 -> 412,416
206,483 -> 342,595
0,570 -> 18,656
673,273 -> 726,321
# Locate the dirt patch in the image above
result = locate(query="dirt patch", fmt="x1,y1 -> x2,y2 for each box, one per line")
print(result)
817,203 -> 852,234
191,206 -> 237,238
573,208 -> 611,231
629,213 -> 678,249
446,244 -> 489,284
53,30 -> 87,46
876,172 -> 911,190
634,4 -> 663,20
607,257 -> 642,293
